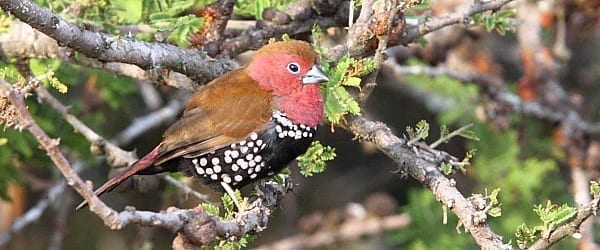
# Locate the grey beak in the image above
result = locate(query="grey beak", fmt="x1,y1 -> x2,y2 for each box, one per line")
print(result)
302,65 -> 329,84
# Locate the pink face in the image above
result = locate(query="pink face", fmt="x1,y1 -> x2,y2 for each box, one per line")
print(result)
246,53 -> 325,127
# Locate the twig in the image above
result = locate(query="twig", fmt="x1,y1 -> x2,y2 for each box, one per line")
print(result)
163,175 -> 211,203
35,86 -> 137,168
111,99 -> 184,146
344,115 -> 508,249
528,196 -> 600,250
400,0 -> 514,44
430,124 -> 474,149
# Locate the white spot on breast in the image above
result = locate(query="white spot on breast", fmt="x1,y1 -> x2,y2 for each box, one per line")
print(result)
239,140 -> 246,146
192,158 -> 199,166
254,155 -> 262,163
234,175 -> 243,182
256,140 -> 263,146
211,158 -> 220,165
238,159 -> 248,169
250,173 -> 257,179
303,132 -> 308,137
240,146 -> 249,154
247,141 -> 254,148
206,168 -> 214,175
246,154 -> 254,161
210,174 -> 218,180
248,168 -> 254,174
288,131 -> 295,137
249,161 -> 256,168
195,166 -> 204,175
200,158 -> 208,166
250,132 -> 258,140
213,165 -> 222,173
230,150 -> 239,158
222,174 -> 232,183
224,156 -> 232,163
255,165 -> 261,172
276,125 -> 282,133
231,164 -> 239,171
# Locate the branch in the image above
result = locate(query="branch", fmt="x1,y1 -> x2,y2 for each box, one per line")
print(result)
384,63 -> 600,135
401,0 -> 515,43
0,79 -> 292,246
528,196 -> 600,250
111,99 -> 184,146
327,0 -> 515,61
344,115 -> 507,249
0,0 -> 236,85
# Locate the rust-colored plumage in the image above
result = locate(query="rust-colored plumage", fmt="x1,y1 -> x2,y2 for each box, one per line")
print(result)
77,40 -> 328,209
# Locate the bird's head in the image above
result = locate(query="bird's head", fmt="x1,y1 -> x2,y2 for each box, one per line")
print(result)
246,40 -> 328,127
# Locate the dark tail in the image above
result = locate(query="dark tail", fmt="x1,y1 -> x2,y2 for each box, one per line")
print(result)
76,145 -> 162,210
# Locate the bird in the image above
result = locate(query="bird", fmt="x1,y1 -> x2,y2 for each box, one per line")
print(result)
77,40 -> 329,209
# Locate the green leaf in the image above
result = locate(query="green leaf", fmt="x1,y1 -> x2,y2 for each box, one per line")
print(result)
440,162 -> 452,175
534,201 -> 577,230
297,141 -> 336,177
591,181 -> 600,199
515,223 -> 538,247
345,77 -> 362,88
202,203 -> 220,216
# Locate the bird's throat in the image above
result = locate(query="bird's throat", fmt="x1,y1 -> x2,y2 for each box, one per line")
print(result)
276,86 -> 324,127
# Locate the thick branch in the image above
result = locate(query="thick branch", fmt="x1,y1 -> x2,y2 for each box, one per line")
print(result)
345,115 -> 507,249
0,0 -> 236,85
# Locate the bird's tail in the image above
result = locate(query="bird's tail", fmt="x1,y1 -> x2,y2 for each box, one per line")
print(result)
76,145 -> 162,210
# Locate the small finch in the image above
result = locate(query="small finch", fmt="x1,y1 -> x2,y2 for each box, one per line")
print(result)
78,40 -> 328,209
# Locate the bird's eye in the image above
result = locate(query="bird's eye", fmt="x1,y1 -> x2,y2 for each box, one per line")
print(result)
287,62 -> 300,74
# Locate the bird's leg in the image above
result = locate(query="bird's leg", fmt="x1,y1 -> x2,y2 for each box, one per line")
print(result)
220,182 -> 244,212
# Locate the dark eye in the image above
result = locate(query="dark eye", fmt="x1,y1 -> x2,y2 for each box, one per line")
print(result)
287,62 -> 300,74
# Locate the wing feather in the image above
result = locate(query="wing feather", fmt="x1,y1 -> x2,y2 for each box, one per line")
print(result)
155,68 -> 273,165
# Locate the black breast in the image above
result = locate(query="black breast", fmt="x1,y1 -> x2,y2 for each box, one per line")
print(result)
169,111 -> 316,191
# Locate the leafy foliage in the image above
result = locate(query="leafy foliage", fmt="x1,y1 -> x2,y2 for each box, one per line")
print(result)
140,0 -> 204,47
234,0 -> 294,20
312,26 -> 374,124
406,120 -> 430,140
297,140 -> 336,177
201,192 -> 255,249
400,58 -> 570,248
471,9 -> 517,36
515,201 -> 577,248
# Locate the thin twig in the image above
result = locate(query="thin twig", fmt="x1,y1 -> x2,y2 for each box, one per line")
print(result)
430,124 -> 474,149
528,196 -> 600,250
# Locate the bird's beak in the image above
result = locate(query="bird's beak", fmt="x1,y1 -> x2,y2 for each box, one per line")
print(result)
302,65 -> 329,84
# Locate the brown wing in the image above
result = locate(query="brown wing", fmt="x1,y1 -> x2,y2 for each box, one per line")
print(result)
154,68 -> 273,165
